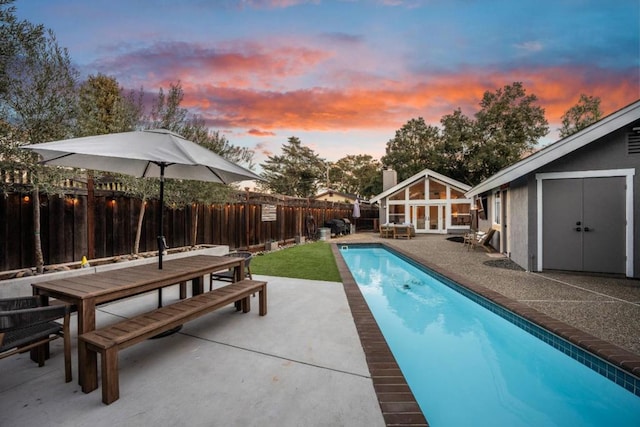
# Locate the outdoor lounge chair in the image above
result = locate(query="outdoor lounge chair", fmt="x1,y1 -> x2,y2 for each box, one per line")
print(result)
210,251 -> 253,290
0,296 -> 72,382
467,228 -> 496,252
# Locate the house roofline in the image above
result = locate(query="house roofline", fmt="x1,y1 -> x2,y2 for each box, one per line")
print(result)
465,99 -> 640,198
371,168 -> 471,203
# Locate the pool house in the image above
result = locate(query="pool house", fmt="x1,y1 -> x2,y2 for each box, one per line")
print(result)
371,168 -> 472,234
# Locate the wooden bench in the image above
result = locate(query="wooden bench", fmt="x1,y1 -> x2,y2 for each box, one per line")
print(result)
78,279 -> 267,404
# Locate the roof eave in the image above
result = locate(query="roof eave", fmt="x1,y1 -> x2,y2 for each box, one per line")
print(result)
371,168 -> 472,203
465,100 -> 640,198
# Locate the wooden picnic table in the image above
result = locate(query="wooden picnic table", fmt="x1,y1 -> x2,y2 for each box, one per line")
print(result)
31,255 -> 245,388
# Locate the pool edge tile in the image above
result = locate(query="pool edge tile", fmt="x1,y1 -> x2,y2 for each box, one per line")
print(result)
336,242 -> 640,401
332,244 -> 430,427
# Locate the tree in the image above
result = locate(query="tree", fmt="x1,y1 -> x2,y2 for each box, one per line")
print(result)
181,116 -> 254,168
146,82 -> 188,132
559,94 -> 602,138
469,82 -> 549,183
120,175 -> 159,254
76,73 -> 142,137
381,83 -> 548,186
438,109 -> 476,184
163,179 -> 232,247
76,74 -> 143,257
330,154 -> 382,199
0,3 -> 78,272
381,117 -> 442,182
0,0 -> 44,95
260,136 -> 326,197
137,82 -> 253,248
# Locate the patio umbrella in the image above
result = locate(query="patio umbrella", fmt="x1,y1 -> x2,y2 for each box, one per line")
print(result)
22,129 -> 262,269
352,197 -> 361,219
352,197 -> 361,233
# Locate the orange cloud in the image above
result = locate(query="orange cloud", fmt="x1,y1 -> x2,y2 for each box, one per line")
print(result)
177,65 -> 637,135
112,37 -> 637,138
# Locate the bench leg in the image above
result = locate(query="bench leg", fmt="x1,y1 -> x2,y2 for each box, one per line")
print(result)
80,340 -> 98,393
242,295 -> 250,313
102,347 -> 119,405
259,286 -> 267,316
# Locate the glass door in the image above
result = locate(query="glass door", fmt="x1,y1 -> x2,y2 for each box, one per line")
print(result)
428,205 -> 445,232
412,206 -> 427,231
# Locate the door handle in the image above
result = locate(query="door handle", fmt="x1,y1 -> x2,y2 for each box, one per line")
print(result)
575,227 -> 582,232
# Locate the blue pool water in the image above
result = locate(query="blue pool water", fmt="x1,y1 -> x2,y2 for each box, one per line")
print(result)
339,245 -> 640,427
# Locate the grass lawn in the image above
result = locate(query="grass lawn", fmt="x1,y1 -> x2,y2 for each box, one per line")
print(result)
250,241 -> 342,282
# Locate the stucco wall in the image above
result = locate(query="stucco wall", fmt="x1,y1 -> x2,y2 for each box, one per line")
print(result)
507,178 -> 530,270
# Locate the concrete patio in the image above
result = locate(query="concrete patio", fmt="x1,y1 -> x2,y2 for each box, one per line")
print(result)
0,276 -> 385,427
1,232 -> 639,426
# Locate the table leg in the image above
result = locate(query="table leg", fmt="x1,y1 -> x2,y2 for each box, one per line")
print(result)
234,260 -> 246,282
78,299 -> 96,388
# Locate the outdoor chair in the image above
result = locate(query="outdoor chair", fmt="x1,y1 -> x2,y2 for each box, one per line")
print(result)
210,251 -> 253,290
379,224 -> 394,238
463,229 -> 478,247
467,228 -> 496,252
0,296 -> 72,382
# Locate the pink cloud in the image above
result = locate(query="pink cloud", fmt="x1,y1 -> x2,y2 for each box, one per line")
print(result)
91,40 -> 331,91
254,141 -> 274,157
248,129 -> 276,136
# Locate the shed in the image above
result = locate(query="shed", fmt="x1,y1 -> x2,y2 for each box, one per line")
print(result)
466,99 -> 640,278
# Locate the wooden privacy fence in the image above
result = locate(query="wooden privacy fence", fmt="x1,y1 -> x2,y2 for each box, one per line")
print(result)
0,190 -> 378,271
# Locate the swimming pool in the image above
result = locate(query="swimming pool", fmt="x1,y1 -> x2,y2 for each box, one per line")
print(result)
339,245 -> 640,426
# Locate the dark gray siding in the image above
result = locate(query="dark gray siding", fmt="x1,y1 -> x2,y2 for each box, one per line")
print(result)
528,121 -> 640,277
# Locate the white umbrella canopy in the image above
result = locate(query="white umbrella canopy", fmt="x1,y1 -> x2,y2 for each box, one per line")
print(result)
22,129 -> 262,269
23,129 -> 261,184
352,197 -> 361,219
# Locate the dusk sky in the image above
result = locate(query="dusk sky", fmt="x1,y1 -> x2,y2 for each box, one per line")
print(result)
15,0 -> 640,167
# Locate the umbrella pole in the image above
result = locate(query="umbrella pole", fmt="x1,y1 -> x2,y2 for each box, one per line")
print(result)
158,165 -> 165,270
152,163 -> 183,338
157,164 -> 165,309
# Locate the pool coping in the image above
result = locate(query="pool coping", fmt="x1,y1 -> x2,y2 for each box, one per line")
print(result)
333,242 -> 640,426
332,243 -> 429,427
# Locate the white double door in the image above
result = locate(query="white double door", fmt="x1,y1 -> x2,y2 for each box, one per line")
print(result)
411,205 -> 446,233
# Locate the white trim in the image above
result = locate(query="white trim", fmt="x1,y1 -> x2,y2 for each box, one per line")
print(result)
536,169 -> 635,277
535,169 -> 635,180
493,189 -> 501,225
371,168 -> 471,203
502,188 -> 510,254
626,174 -> 635,277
